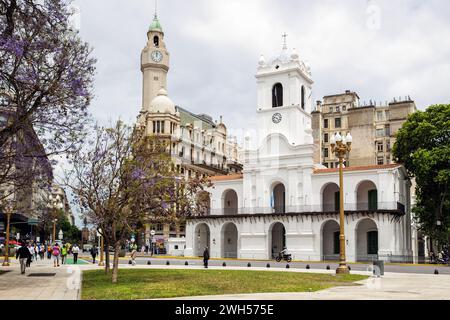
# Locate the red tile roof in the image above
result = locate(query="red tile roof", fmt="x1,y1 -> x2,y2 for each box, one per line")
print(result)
314,164 -> 401,174
209,174 -> 243,182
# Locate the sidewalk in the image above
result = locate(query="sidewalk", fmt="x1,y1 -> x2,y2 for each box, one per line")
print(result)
0,257 -> 85,300
2,259 -> 450,300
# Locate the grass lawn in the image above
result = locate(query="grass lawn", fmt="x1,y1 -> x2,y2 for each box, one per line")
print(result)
81,269 -> 368,300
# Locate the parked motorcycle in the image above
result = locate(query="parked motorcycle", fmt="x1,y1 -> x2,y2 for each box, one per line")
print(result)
275,252 -> 292,263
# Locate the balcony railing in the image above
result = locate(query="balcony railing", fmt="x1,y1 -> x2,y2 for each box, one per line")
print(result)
198,202 -> 405,216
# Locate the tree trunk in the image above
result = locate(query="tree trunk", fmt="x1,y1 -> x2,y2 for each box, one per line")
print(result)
104,237 -> 110,273
111,242 -> 121,284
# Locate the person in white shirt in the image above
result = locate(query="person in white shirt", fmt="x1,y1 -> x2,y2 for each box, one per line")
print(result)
72,244 -> 80,264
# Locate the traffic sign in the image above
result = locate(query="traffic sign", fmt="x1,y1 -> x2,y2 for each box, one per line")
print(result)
28,218 -> 39,226
150,230 -> 156,236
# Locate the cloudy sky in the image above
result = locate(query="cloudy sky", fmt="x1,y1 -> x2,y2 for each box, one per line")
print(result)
66,0 -> 450,225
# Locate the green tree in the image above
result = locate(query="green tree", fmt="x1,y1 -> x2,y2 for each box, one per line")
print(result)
393,104 -> 450,245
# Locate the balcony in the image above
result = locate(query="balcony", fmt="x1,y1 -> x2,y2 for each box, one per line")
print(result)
195,202 -> 405,216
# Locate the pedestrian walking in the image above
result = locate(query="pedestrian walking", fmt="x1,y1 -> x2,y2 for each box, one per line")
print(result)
39,244 -> 45,260
52,243 -> 60,267
47,244 -> 52,259
33,244 -> 38,261
61,244 -> 68,265
90,245 -> 98,264
15,242 -> 31,275
131,248 -> 138,266
203,246 -> 210,269
26,243 -> 34,267
72,244 -> 80,264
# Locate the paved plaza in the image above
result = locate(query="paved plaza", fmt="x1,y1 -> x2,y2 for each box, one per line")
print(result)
1,255 -> 450,300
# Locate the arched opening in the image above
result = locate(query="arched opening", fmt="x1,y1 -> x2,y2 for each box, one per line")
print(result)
269,222 -> 286,259
301,86 -> 305,110
194,223 -> 210,257
272,183 -> 286,214
272,83 -> 283,108
196,191 -> 211,215
322,220 -> 340,261
223,189 -> 238,215
356,218 -> 378,262
322,183 -> 340,212
221,223 -> 238,258
153,35 -> 159,47
356,180 -> 378,211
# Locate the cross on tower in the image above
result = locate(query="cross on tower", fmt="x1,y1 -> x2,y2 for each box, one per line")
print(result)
282,33 -> 288,49
154,0 -> 158,18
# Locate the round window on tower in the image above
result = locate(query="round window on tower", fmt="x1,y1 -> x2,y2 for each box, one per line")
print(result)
153,36 -> 159,47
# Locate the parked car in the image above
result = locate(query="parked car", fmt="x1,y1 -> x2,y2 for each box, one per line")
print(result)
83,244 -> 93,252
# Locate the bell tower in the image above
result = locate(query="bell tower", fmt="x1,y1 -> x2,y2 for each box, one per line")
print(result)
141,10 -> 170,111
255,35 -> 314,146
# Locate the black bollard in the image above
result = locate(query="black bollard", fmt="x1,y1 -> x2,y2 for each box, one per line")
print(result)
306,264 -> 310,269
326,265 -> 330,270
147,260 -> 151,265
266,263 -> 270,268
185,261 -> 188,266
166,261 -> 170,266
247,262 -> 251,267
222,262 -> 226,267
286,264 -> 290,269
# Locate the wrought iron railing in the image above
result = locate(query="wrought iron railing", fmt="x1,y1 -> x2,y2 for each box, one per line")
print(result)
200,202 -> 406,216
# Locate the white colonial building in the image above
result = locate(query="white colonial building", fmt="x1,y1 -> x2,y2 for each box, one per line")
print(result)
184,40 -> 414,263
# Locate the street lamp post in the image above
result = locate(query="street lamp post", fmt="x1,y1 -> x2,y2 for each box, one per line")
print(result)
2,208 -> 12,267
330,132 -> 353,275
98,228 -> 104,266
52,219 -> 57,244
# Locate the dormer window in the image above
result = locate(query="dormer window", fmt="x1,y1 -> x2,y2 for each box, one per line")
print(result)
153,36 -> 159,47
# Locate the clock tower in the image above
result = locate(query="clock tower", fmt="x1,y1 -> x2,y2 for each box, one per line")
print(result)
141,12 -> 170,111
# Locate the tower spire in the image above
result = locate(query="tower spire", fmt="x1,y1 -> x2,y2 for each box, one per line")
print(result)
154,0 -> 158,18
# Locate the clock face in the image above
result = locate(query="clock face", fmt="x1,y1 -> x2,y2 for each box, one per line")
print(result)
151,50 -> 163,62
272,113 -> 282,124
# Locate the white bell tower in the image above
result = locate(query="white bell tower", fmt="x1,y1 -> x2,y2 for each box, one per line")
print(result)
255,35 -> 314,146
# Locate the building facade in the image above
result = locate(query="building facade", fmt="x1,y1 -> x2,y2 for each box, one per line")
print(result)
134,13 -> 242,251
312,92 -> 417,168
50,184 -> 75,226
184,40 -> 414,263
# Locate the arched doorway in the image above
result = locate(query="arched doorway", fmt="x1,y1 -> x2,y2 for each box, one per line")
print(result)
322,220 -> 340,261
356,180 -> 378,211
356,218 -> 378,261
272,183 -> 286,214
194,223 -> 210,257
223,189 -> 238,215
322,183 -> 340,212
269,222 -> 286,259
221,223 -> 238,258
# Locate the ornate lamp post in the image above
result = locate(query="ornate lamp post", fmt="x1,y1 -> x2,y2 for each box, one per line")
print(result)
330,132 -> 353,275
2,205 -> 13,267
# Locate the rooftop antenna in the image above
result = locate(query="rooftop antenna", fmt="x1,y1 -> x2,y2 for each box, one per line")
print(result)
282,33 -> 288,50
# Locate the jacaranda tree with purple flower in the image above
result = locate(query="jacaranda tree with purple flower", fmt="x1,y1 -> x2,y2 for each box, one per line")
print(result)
0,0 -> 96,209
65,121 -> 211,283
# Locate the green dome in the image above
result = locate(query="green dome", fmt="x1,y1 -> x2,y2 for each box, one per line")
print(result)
149,15 -> 163,32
